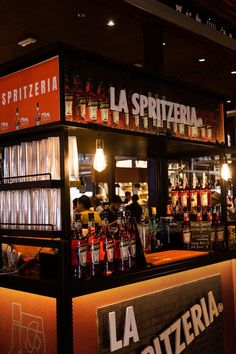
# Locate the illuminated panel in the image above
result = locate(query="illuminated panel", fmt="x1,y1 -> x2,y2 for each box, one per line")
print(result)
0,288 -> 57,354
73,260 -> 235,354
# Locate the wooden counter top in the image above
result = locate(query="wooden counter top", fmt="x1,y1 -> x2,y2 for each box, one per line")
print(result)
145,250 -> 209,266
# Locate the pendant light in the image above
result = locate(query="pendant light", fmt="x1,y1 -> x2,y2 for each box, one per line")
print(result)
93,136 -> 106,172
221,156 -> 231,181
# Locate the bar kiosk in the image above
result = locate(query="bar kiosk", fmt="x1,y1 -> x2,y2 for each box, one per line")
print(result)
0,45 -> 235,354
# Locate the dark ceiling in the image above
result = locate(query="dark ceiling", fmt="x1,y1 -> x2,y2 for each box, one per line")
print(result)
0,0 -> 235,109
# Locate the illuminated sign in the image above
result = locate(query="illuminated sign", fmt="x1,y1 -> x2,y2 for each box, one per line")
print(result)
97,275 -> 224,354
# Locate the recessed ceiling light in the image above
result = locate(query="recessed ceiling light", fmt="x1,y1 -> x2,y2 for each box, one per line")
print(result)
18,37 -> 37,47
231,71 -> 236,74
162,42 -> 166,46
78,13 -> 85,18
198,58 -> 206,62
227,100 -> 231,103
107,19 -> 116,27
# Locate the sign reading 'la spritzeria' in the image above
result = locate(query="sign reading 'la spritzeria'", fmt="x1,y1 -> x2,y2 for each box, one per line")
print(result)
97,275 -> 224,354
110,87 -> 201,128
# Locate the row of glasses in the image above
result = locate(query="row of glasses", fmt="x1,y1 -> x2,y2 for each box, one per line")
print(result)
3,137 -> 61,183
0,188 -> 61,230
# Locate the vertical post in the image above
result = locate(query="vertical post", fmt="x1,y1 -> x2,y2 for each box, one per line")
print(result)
57,127 -> 73,354
147,157 -> 169,215
107,154 -> 116,199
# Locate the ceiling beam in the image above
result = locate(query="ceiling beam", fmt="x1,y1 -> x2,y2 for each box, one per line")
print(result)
124,0 -> 236,52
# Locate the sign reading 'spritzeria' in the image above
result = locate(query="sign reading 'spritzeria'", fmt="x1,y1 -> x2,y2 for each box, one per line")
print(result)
97,275 -> 224,354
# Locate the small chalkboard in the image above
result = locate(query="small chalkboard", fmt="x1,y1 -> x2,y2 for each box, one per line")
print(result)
190,221 -> 212,251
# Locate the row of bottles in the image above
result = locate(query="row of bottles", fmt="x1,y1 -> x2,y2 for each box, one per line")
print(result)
13,103 -> 51,131
181,209 -> 225,251
148,206 -> 225,253
71,210 -> 137,279
64,75 -> 215,141
170,174 -> 213,210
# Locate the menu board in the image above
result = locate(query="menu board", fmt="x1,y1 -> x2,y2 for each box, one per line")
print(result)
190,221 -> 212,250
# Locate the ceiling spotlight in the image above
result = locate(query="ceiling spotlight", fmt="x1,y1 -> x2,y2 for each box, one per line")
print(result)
231,71 -> 236,74
18,37 -> 37,47
227,100 -> 231,103
162,42 -> 166,46
107,19 -> 116,27
78,13 -> 86,18
198,58 -> 206,62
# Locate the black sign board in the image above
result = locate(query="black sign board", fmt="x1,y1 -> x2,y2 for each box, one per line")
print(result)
97,275 -> 223,354
190,221 -> 212,251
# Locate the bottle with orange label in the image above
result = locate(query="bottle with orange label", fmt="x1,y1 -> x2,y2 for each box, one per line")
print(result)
97,82 -> 109,124
87,212 -> 100,277
15,107 -> 21,130
99,211 -> 114,276
74,75 -> 86,122
64,75 -> 73,121
85,79 -> 98,122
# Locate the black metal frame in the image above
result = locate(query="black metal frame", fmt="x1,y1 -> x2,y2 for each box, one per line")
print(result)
0,44 -> 230,354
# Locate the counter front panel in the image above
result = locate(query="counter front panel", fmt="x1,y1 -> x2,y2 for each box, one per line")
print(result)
73,260 -> 235,354
0,288 -> 57,354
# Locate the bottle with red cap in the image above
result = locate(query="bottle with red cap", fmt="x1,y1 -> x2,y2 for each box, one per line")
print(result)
99,211 -> 114,276
85,79 -> 98,121
125,210 -> 136,269
113,210 -> 130,272
73,75 -> 86,122
75,213 -> 88,279
87,212 -> 100,277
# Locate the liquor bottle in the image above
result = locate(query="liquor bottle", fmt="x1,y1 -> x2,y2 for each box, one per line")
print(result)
149,208 -> 161,252
71,213 -> 80,277
109,84 -> 120,126
214,206 -> 225,251
182,210 -> 191,250
197,206 -> 203,221
86,79 -> 98,121
211,212 -> 217,250
15,107 -> 20,130
99,212 -> 114,276
125,210 -> 136,268
113,211 -> 130,272
142,93 -> 149,132
97,82 -> 109,124
87,212 -> 100,277
74,75 -> 86,122
75,214 -> 88,279
64,75 -> 73,121
124,90 -> 130,128
35,102 -> 41,126
207,206 -> 213,222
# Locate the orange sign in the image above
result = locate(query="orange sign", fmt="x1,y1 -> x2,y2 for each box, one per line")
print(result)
0,56 -> 60,134
0,288 -> 57,353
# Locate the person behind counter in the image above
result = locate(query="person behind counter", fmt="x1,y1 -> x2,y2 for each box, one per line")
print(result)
124,191 -> 132,205
76,195 -> 102,226
91,196 -> 104,215
125,194 -> 143,223
101,195 -> 122,224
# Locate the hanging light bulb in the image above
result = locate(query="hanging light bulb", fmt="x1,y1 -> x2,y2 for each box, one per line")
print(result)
93,137 -> 106,172
221,162 -> 231,181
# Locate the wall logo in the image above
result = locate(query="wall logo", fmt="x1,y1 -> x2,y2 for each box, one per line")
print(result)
8,302 -> 46,354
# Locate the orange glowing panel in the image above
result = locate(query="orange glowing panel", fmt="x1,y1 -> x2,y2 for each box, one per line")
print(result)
0,56 -> 60,133
0,288 -> 57,353
73,260 -> 236,354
